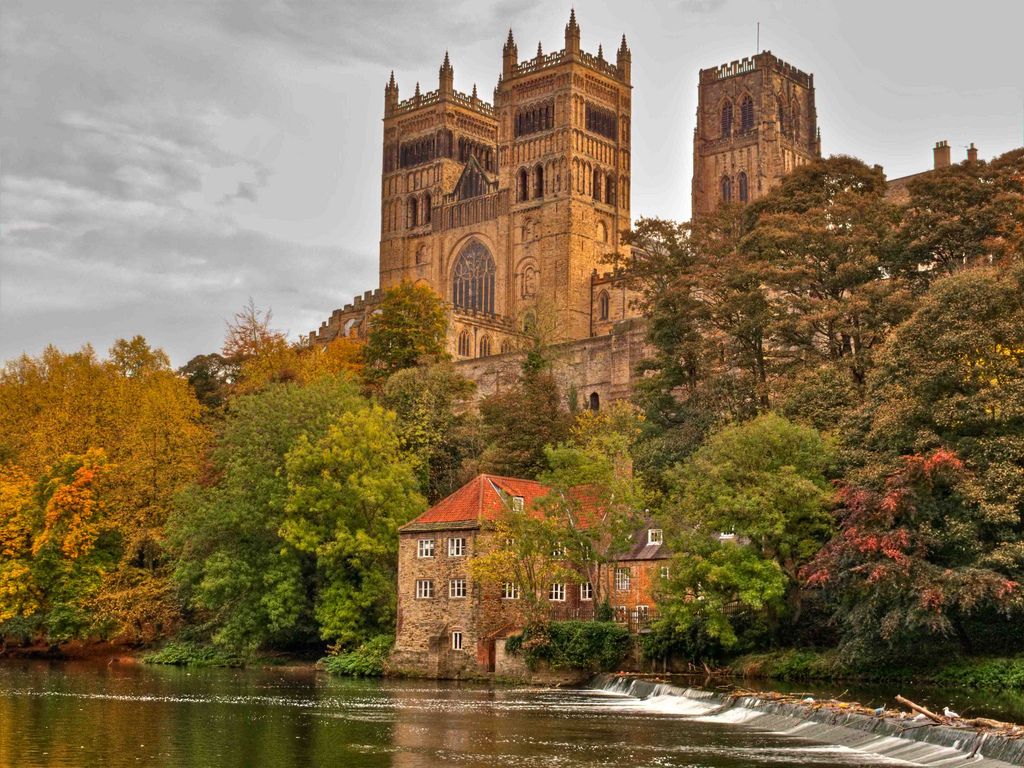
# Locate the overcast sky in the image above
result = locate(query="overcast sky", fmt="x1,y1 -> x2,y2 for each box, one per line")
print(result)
2,0 -> 1022,366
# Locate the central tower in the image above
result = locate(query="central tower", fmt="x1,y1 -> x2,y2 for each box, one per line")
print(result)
377,12 -> 632,356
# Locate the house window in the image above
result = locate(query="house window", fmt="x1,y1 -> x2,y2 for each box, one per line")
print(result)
415,579 -> 433,599
615,567 -> 631,592
551,542 -> 565,558
647,529 -> 663,545
502,582 -> 520,600
549,583 -> 566,602
448,538 -> 465,557
511,496 -> 525,512
580,583 -> 593,601
636,605 -> 649,621
417,539 -> 435,558
660,566 -> 670,580
452,631 -> 463,651
449,578 -> 467,598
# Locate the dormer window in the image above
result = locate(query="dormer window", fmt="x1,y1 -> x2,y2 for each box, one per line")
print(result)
647,528 -> 663,545
511,496 -> 525,512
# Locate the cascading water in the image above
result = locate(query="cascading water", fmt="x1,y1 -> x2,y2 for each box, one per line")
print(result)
588,674 -> 1024,767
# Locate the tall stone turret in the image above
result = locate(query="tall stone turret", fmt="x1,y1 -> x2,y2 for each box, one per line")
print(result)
439,51 -> 454,96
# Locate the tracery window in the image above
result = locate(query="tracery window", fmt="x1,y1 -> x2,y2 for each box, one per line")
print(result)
598,290 -> 610,321
721,175 -> 732,202
452,240 -> 496,314
478,335 -> 492,357
585,103 -> 617,140
514,100 -> 555,138
457,330 -> 471,357
738,171 -> 748,203
740,95 -> 754,132
721,100 -> 733,138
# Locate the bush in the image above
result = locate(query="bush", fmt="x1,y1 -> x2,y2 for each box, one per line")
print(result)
505,621 -> 630,672
321,634 -> 393,677
143,641 -> 244,668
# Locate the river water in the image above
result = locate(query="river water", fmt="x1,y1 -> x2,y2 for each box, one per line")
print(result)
0,660 -> 1018,768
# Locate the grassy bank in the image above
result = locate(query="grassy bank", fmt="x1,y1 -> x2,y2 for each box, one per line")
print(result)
730,649 -> 1024,690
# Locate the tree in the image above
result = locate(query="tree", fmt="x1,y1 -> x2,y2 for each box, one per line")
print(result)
659,414 -> 834,650
805,451 -> 1023,661
478,363 -> 572,479
282,405 -> 424,647
743,155 -> 911,388
380,363 -> 480,503
168,375 -> 374,652
363,283 -> 448,384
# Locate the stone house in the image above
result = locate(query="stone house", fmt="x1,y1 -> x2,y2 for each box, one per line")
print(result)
390,472 -> 670,678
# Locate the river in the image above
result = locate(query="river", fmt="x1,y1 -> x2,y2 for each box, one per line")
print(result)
0,660 -> 1020,767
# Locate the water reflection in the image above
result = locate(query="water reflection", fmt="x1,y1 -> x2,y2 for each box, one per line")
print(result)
0,660 -> 1019,768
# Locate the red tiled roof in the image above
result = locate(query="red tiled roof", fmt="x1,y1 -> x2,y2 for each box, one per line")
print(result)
400,474 -> 552,530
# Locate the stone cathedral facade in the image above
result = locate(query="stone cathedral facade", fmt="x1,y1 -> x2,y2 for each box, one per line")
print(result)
309,16 -> 820,406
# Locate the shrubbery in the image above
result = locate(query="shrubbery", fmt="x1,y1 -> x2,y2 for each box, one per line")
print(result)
505,621 -> 630,672
143,641 -> 243,668
321,635 -> 393,677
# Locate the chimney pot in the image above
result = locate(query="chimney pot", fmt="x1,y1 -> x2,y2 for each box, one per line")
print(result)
933,140 -> 951,170
967,142 -> 978,163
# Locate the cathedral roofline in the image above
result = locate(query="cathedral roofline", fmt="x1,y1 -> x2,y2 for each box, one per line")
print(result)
389,87 -> 496,120
700,50 -> 812,88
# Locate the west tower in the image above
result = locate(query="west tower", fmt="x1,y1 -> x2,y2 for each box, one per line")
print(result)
376,12 -> 632,356
692,51 -> 820,217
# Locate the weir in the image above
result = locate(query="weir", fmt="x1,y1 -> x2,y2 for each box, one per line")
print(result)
589,674 -> 1024,767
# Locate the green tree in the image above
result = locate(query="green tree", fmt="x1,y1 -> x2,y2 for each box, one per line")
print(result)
659,414 -> 834,650
282,405 -> 424,647
380,363 -> 480,503
168,375 -> 364,652
478,363 -> 572,479
364,283 -> 448,384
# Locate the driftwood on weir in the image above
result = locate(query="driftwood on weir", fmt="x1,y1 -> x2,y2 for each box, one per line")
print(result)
895,695 -> 944,723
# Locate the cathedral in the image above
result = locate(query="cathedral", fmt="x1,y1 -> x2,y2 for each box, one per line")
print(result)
309,12 -> 820,406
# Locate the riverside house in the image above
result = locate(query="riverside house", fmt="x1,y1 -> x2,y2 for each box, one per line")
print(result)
390,473 -> 670,678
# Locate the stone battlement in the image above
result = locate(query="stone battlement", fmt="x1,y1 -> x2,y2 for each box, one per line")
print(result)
700,50 -> 812,88
393,88 -> 495,119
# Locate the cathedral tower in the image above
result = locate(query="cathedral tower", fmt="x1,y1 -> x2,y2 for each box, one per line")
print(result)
376,12 -> 632,355
692,51 -> 820,217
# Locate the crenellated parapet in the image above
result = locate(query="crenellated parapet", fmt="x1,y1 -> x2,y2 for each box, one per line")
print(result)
700,50 -> 813,88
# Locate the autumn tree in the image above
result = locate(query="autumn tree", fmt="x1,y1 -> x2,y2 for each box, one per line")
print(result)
363,282 -> 448,384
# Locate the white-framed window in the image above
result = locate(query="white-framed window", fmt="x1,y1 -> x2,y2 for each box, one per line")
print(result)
615,567 -> 631,592
511,496 -> 525,512
660,565 -> 670,580
449,578 -> 467,598
549,583 -> 566,602
580,582 -> 593,601
647,528 -> 663,545
636,605 -> 649,620
452,631 -> 463,651
448,537 -> 465,557
417,539 -> 435,558
501,582 -> 520,600
415,579 -> 433,599
551,542 -> 565,557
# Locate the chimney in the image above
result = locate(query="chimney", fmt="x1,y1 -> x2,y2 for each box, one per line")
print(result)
933,140 -> 951,169
967,142 -> 978,164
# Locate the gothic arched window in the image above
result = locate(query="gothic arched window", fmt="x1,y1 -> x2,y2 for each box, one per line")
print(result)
534,165 -> 544,198
738,171 -> 748,203
777,102 -> 785,134
721,176 -> 732,203
605,173 -> 615,205
422,192 -> 431,224
478,335 -> 492,357
740,95 -> 754,133
592,171 -> 602,201
452,240 -> 496,314
518,168 -> 528,202
792,104 -> 801,143
457,330 -> 471,357
721,100 -> 733,138
598,290 -> 610,321
500,339 -> 513,354
589,392 -> 600,411
407,197 -> 418,228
